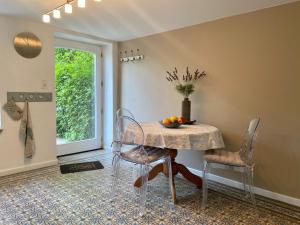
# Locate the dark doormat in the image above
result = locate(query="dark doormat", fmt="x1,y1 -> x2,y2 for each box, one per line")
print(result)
60,161 -> 104,174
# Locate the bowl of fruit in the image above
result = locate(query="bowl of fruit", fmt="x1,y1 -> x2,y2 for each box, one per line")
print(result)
160,116 -> 187,128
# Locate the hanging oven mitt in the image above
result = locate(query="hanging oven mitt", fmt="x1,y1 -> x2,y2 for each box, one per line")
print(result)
20,101 -> 35,158
3,98 -> 23,121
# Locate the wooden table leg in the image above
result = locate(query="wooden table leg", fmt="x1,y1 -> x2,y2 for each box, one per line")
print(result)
176,163 -> 202,188
134,148 -> 202,203
164,149 -> 202,188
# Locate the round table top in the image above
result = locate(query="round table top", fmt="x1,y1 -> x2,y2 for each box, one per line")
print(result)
126,122 -> 225,151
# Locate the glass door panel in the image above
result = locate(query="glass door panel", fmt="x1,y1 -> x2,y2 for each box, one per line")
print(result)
55,39 -> 102,156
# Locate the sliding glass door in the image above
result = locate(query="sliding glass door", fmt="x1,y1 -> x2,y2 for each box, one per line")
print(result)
55,39 -> 102,156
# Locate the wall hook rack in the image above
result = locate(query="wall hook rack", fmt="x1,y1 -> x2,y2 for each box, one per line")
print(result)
7,92 -> 53,102
120,48 -> 144,63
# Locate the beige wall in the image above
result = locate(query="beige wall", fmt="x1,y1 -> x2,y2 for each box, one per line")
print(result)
119,2 -> 300,199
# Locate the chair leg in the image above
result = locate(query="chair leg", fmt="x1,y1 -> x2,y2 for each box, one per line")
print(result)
136,164 -> 149,217
111,155 -> 121,203
166,156 -> 176,204
246,166 -> 256,206
201,161 -> 209,209
242,168 -> 249,198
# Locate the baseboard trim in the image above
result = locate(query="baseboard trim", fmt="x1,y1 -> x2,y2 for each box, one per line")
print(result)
186,167 -> 300,207
0,160 -> 58,177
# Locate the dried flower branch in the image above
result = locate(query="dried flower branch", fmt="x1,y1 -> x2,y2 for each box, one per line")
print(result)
166,67 -> 206,98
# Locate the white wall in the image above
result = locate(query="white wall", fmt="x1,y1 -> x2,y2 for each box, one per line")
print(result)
102,43 -> 119,148
0,15 -> 57,175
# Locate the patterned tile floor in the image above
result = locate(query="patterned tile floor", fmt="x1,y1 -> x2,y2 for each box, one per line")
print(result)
0,150 -> 299,225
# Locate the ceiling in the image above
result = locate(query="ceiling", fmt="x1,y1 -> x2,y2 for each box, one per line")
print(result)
0,0 -> 298,41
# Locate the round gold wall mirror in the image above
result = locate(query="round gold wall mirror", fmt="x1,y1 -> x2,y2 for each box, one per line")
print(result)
13,32 -> 42,58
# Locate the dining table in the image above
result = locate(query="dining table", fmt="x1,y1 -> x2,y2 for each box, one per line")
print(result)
125,122 -> 225,203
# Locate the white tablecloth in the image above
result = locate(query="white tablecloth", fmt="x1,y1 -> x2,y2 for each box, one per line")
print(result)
125,122 -> 225,150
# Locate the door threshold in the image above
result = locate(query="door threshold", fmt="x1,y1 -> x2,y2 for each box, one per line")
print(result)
57,148 -> 103,158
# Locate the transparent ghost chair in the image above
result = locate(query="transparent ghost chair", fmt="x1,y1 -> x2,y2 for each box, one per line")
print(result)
112,108 -> 135,161
115,108 -> 135,122
202,118 -> 260,208
111,116 -> 174,216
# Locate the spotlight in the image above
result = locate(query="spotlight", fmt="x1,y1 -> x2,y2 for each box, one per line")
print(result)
42,14 -> 50,23
53,9 -> 61,19
65,4 -> 73,14
78,0 -> 86,8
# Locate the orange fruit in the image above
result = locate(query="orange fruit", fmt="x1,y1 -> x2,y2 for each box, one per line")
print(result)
169,116 -> 178,123
179,117 -> 187,123
162,118 -> 171,125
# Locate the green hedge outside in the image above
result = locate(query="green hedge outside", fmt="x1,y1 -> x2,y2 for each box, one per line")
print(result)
55,48 -> 95,142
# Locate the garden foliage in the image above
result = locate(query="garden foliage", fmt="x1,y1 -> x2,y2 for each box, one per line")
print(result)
55,48 -> 95,141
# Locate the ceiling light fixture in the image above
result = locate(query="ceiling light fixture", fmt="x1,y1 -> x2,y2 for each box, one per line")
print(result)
53,9 -> 61,19
78,0 -> 86,8
65,3 -> 73,14
42,14 -> 51,23
42,0 -> 102,23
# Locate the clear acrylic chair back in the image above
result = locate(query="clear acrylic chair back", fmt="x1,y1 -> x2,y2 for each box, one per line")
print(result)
118,116 -> 148,159
239,118 -> 260,166
115,108 -> 135,123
